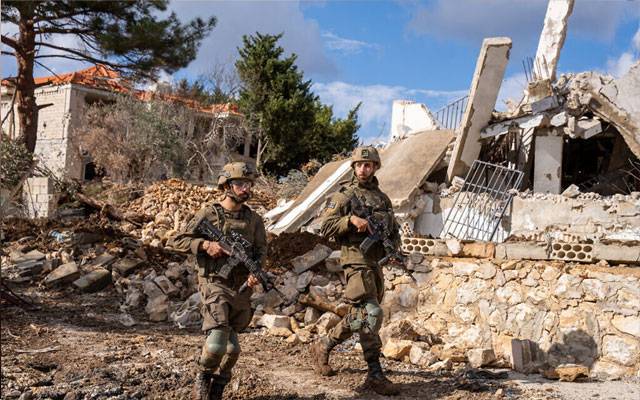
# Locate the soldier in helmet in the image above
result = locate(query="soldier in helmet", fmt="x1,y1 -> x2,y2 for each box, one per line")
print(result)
310,146 -> 401,395
167,162 -> 266,400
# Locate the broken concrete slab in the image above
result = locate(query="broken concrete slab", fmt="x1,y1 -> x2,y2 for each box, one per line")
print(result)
44,262 -> 79,287
495,242 -> 549,261
591,243 -> 640,264
290,244 -> 332,274
88,253 -> 117,269
113,257 -> 145,276
269,160 -> 352,234
533,0 -> 575,81
480,114 -> 545,139
73,268 -> 112,293
390,100 -> 440,141
259,314 -> 291,330
15,260 -> 45,277
324,250 -> 342,273
153,275 -> 179,297
533,135 -> 563,194
467,348 -> 496,368
10,249 -> 45,264
447,37 -> 512,181
377,129 -> 454,208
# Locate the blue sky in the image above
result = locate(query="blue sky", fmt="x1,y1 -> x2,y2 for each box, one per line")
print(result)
2,0 -> 639,143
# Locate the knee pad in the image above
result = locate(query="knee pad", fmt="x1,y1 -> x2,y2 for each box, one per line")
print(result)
205,328 -> 230,356
199,329 -> 229,369
364,302 -> 383,333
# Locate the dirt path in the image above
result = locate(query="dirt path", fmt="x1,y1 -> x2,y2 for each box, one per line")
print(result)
2,286 -> 637,400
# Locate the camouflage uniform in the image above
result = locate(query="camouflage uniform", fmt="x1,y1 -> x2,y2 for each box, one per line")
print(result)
167,162 -> 266,400
320,175 -> 400,359
310,146 -> 402,396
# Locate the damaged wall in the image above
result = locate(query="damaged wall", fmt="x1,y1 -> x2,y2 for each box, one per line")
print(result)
412,191 -> 640,242
383,258 -> 640,380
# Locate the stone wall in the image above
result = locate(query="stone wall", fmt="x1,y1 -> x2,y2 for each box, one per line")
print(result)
381,257 -> 640,379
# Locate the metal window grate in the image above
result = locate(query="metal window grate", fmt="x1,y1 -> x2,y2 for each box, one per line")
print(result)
434,95 -> 468,131
441,161 -> 524,242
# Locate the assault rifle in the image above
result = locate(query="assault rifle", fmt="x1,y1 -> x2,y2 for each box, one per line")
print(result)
350,195 -> 406,266
194,218 -> 276,294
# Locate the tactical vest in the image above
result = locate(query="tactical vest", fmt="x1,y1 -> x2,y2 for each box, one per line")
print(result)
338,181 -> 394,265
196,203 -> 260,285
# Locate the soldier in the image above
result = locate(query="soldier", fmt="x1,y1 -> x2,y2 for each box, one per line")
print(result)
310,146 -> 401,396
167,162 -> 266,400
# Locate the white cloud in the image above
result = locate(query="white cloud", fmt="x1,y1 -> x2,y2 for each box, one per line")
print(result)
313,81 -> 466,141
606,25 -> 640,78
170,0 -> 337,78
406,1 -> 640,58
321,31 -> 379,55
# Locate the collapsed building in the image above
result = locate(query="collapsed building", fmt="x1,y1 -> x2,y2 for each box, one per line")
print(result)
263,0 -> 640,380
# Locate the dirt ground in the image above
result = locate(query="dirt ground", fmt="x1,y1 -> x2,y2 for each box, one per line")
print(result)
5,283 -> 638,400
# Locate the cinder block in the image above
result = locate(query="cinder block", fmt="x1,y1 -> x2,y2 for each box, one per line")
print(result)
592,243 -> 640,264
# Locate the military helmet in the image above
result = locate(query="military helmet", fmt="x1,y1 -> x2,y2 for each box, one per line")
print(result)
217,162 -> 256,189
350,146 -> 381,167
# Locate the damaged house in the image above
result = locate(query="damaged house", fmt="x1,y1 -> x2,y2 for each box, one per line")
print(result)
1,65 -> 254,217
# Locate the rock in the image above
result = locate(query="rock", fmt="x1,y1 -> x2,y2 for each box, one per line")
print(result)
153,275 -> 179,297
118,313 -> 136,327
412,272 -> 431,286
325,250 -> 343,273
395,284 -> 419,308
11,249 -> 45,264
290,244 -> 333,274
268,327 -> 293,337
169,292 -> 201,328
73,268 -> 112,293
143,280 -> 165,300
379,319 -> 419,346
612,315 -> 640,338
541,266 -> 561,281
467,348 -> 496,368
113,258 -> 145,277
124,287 -> 144,309
285,334 -> 300,344
382,338 -> 413,360
602,335 -> 640,366
259,314 -> 291,330
409,342 -> 437,366
456,279 -> 489,304
164,262 -> 184,281
453,261 -> 478,276
428,359 -> 453,371
145,294 -> 169,322
304,307 -> 322,326
553,274 -> 583,299
475,262 -> 497,279
555,364 -> 589,382
315,312 -> 341,335
278,275 -> 300,302
15,259 -> 44,277
296,270 -> 314,292
281,304 -> 298,316
43,262 -> 79,287
71,232 -> 103,245
310,275 -> 331,287
261,289 -> 284,313
590,360 -> 633,380
446,239 -> 462,256
296,328 -> 314,343
562,184 -> 580,198
88,253 -> 116,269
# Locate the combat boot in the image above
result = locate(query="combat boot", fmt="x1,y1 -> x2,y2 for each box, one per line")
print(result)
310,337 -> 336,376
364,356 -> 400,396
192,370 -> 213,400
208,378 -> 226,400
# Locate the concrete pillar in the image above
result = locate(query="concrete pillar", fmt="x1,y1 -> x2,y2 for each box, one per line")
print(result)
533,134 -> 563,194
534,0 -> 575,82
22,177 -> 59,218
447,37 -> 512,181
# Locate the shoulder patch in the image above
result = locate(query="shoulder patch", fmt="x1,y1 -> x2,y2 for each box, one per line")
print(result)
325,201 -> 337,209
